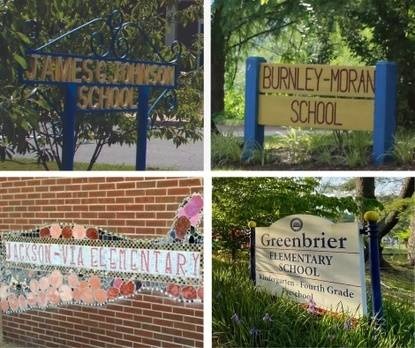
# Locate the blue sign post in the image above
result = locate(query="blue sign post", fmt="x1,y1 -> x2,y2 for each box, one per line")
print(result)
136,87 -> 150,170
241,57 -> 265,162
364,211 -> 384,326
62,84 -> 77,170
373,62 -> 397,165
242,57 -> 398,166
248,221 -> 257,285
21,11 -> 179,171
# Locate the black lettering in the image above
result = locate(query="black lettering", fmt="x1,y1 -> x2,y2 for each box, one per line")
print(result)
327,237 -> 337,248
299,101 -> 308,123
262,66 -> 271,89
349,69 -> 358,93
280,67 -> 289,90
290,100 -> 300,122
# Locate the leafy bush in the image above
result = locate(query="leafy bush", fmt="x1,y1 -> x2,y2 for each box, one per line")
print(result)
393,131 -> 415,165
224,89 -> 244,120
211,133 -> 242,167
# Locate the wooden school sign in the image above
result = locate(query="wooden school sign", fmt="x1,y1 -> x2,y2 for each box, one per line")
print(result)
253,215 -> 367,317
259,64 -> 374,130
242,57 -> 397,165
20,11 -> 179,171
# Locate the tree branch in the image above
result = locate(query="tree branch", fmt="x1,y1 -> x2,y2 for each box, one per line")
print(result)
227,20 -> 296,51
379,177 -> 415,238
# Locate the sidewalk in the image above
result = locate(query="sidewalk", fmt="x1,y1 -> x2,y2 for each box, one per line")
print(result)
217,124 -> 289,136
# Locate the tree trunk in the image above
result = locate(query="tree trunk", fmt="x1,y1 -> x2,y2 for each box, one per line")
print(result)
379,178 -> 414,267
211,3 -> 225,134
355,177 -> 382,264
356,178 -> 376,212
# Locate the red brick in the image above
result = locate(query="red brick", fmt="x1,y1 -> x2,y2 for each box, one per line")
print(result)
0,177 -> 203,348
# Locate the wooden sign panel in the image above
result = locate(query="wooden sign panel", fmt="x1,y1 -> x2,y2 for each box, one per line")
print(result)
259,63 -> 375,98
257,63 -> 375,131
255,215 -> 367,317
258,95 -> 374,130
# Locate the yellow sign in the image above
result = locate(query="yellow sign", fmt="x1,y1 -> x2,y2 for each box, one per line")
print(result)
258,63 -> 375,130
256,215 -> 367,317
25,53 -> 176,87
260,63 -> 375,98
258,95 -> 374,130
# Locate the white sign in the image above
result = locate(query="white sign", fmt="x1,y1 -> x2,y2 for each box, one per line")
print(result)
256,215 -> 367,317
5,242 -> 201,280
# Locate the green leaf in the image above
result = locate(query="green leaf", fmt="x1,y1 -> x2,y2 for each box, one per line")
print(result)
13,53 -> 27,69
16,32 -> 31,44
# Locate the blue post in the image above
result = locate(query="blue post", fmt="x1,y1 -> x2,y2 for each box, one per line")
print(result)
367,220 -> 383,324
250,226 -> 256,284
373,61 -> 397,165
136,87 -> 150,170
62,84 -> 77,170
241,57 -> 266,162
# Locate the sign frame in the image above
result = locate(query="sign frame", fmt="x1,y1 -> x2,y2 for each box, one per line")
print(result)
241,57 -> 397,166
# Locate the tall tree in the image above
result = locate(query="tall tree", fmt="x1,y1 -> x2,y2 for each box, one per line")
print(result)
338,0 -> 415,127
355,177 -> 414,267
213,177 -> 357,259
211,0 -> 304,130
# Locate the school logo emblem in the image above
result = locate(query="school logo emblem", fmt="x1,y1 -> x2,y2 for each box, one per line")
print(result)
290,218 -> 303,232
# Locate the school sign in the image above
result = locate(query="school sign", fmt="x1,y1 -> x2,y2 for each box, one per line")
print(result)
253,215 -> 367,317
242,57 -> 397,165
20,10 -> 180,171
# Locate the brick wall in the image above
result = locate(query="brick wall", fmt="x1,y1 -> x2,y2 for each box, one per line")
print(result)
0,177 -> 203,348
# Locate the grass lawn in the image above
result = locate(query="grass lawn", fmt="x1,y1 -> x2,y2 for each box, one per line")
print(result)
381,249 -> 414,303
0,158 -> 165,171
213,256 -> 414,347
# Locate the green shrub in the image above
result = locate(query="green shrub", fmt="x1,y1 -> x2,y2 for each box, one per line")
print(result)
393,132 -> 415,164
224,89 -> 244,120
277,128 -> 312,164
211,134 -> 242,167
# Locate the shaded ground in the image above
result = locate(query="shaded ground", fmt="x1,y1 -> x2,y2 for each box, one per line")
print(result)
75,138 -> 203,170
239,160 -> 415,171
213,125 -> 415,170
5,136 -> 203,171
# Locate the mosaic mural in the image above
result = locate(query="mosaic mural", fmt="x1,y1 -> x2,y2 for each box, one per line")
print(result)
0,194 -> 203,314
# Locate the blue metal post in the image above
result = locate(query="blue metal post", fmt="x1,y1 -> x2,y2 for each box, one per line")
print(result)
250,226 -> 256,284
373,61 -> 397,165
367,220 -> 383,324
136,87 -> 150,170
62,84 -> 77,170
241,57 -> 266,162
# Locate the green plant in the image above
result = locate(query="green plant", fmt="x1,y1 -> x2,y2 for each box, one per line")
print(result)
224,89 -> 244,120
335,131 -> 371,167
211,134 -> 242,167
213,258 -> 415,347
393,132 -> 415,164
278,129 -> 312,164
